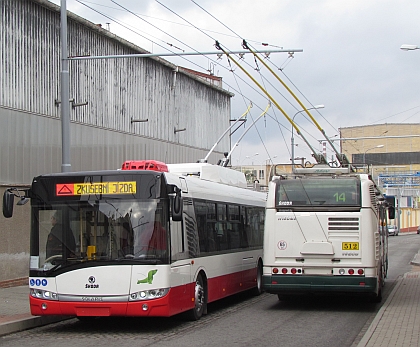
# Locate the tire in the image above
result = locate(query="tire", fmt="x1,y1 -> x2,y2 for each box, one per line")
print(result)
252,261 -> 263,296
372,287 -> 382,303
187,273 -> 206,321
277,294 -> 294,301
372,271 -> 383,303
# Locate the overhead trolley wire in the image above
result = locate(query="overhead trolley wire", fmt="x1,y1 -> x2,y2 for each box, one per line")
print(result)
79,0 -> 296,161
188,0 -> 332,164
155,0 -> 282,160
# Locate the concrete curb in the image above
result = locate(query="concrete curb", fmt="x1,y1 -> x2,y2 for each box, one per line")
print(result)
356,276 -> 403,347
0,315 -> 70,337
410,252 -> 420,266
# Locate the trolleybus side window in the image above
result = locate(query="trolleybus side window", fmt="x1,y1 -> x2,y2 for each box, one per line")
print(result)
194,200 -> 264,255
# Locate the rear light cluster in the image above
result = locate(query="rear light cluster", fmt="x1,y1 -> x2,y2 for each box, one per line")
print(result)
272,267 -> 303,275
272,268 -> 365,276
338,268 -> 364,276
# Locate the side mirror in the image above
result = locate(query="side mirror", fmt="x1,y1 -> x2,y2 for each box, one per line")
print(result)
168,185 -> 183,222
3,190 -> 14,218
388,206 -> 395,220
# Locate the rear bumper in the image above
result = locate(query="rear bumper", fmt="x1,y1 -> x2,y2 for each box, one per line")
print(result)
262,275 -> 378,295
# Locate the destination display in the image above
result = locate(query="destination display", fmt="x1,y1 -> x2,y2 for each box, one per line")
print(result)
56,182 -> 137,196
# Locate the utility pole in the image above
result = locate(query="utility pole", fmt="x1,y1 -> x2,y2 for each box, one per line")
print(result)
60,0 -> 71,172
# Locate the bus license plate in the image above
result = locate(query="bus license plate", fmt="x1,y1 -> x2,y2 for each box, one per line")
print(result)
342,242 -> 359,250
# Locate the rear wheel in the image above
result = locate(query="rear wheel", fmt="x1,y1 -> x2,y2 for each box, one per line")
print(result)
252,261 -> 263,296
372,271 -> 383,303
187,273 -> 206,321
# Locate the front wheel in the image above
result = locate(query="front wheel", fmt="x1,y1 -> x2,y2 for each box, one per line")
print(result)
187,274 -> 206,321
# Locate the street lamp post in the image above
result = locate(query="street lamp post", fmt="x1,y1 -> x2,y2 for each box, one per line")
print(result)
363,144 -> 384,164
291,105 -> 324,168
240,153 -> 259,172
259,155 -> 277,185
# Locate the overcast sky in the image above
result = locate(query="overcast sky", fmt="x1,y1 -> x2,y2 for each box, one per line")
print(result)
51,0 -> 420,166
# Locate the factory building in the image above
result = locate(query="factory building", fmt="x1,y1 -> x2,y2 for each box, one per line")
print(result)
0,0 -> 233,284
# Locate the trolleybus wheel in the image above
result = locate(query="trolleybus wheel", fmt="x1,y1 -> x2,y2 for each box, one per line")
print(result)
372,271 -> 383,303
188,273 -> 206,321
277,294 -> 292,301
252,260 -> 263,296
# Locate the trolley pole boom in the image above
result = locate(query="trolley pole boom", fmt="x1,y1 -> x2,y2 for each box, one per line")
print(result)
214,41 -> 326,165
221,103 -> 271,167
242,40 -> 350,167
202,103 -> 252,163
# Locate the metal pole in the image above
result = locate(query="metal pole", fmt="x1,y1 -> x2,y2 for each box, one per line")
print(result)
68,49 -> 303,61
396,189 -> 401,234
291,128 -> 295,169
291,105 -> 324,171
60,0 -> 71,172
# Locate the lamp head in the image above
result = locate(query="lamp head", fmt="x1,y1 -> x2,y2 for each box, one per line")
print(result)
400,44 -> 419,51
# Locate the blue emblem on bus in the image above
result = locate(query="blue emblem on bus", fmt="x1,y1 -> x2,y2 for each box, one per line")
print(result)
31,278 -> 47,286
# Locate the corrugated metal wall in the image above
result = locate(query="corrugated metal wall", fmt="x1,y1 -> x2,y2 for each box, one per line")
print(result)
0,0 -> 233,184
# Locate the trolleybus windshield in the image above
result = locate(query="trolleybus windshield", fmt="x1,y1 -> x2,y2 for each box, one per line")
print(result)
276,177 -> 361,208
30,173 -> 170,273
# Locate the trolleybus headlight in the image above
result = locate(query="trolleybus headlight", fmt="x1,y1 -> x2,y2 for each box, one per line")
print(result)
358,269 -> 364,275
291,268 -> 297,274
339,268 -> 345,275
129,288 -> 169,301
273,268 -> 279,274
348,269 -> 355,275
281,268 -> 288,274
30,288 -> 58,301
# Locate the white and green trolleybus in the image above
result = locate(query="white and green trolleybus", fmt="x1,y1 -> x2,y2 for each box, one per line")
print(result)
262,165 -> 395,302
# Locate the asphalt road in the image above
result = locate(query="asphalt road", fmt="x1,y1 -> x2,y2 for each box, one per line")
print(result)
1,234 -> 419,347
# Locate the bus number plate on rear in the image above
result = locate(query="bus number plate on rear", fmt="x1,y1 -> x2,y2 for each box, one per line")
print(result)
342,242 -> 359,250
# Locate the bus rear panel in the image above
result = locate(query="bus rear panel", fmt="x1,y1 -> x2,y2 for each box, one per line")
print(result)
262,172 -> 392,301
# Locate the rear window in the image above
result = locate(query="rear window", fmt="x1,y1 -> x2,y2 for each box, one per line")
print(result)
276,178 -> 360,207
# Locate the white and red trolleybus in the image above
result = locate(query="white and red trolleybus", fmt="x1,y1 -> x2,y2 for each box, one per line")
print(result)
3,160 -> 266,320
262,165 -> 395,302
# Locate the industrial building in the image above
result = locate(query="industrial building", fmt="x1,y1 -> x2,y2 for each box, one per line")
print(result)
0,0 -> 233,284
340,123 -> 420,233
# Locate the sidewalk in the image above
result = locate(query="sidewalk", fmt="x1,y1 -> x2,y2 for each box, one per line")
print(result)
358,242 -> 420,347
0,285 -> 68,337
